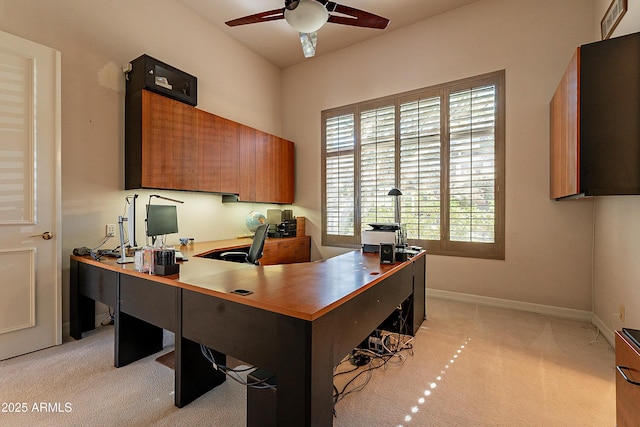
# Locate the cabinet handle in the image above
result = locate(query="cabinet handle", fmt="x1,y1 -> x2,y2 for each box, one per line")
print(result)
616,365 -> 640,386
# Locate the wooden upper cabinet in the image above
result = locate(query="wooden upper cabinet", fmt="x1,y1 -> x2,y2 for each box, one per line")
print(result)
255,135 -> 294,204
218,116 -> 240,194
126,89 -> 295,203
239,126 -> 257,202
550,49 -> 579,200
126,89 -> 198,190
550,32 -> 640,199
197,110 -> 240,194
238,128 -> 295,204
196,109 -> 221,193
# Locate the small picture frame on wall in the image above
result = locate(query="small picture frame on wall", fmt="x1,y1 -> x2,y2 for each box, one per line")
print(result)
601,0 -> 627,40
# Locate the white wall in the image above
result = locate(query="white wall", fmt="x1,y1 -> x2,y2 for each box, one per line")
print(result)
592,0 -> 640,338
0,0 -> 285,325
282,0 -> 598,312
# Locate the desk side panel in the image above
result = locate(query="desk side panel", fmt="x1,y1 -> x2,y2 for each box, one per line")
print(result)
78,262 -> 118,307
326,263 -> 414,364
119,274 -> 177,331
181,289 -> 282,368
412,255 -> 426,334
181,289 -> 316,426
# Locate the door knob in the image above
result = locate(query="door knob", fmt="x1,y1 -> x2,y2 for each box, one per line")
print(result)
30,231 -> 53,240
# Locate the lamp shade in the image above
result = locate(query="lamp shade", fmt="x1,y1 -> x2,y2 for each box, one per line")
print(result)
284,0 -> 329,33
388,188 -> 403,196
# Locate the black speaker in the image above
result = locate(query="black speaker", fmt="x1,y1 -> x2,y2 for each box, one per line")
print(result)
380,243 -> 395,264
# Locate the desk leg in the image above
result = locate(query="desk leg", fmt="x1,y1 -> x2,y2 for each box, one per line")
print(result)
69,259 -> 95,340
175,336 -> 226,407
114,310 -> 164,367
272,317 -> 334,427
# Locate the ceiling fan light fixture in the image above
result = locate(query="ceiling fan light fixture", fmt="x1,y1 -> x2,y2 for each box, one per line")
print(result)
284,0 -> 329,33
300,32 -> 318,57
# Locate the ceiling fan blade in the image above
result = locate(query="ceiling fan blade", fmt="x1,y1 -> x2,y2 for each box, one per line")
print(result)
225,8 -> 285,27
325,2 -> 389,29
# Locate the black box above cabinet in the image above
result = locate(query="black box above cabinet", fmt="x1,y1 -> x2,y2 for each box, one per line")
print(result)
125,54 -> 197,106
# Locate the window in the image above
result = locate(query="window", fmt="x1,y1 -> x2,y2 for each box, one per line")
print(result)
321,71 -> 505,259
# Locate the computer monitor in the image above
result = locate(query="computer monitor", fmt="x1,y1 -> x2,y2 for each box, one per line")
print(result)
146,204 -> 178,239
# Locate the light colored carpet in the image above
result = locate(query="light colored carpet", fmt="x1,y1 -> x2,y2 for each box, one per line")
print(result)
0,298 -> 616,426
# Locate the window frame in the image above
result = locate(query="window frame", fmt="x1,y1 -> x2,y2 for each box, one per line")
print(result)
321,70 -> 505,260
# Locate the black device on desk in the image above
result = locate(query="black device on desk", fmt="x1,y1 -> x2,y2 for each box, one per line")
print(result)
268,219 -> 297,238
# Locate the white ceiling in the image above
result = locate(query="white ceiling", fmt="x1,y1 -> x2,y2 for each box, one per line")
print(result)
176,0 -> 481,69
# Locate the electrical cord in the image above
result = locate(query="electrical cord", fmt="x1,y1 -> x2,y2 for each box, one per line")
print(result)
332,305 -> 416,417
200,344 -> 276,390
100,307 -> 115,326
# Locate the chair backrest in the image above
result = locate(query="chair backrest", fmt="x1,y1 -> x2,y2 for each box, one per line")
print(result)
247,223 -> 269,265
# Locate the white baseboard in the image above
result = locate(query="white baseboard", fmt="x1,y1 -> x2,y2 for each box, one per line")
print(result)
591,313 -> 616,348
426,288 -> 611,340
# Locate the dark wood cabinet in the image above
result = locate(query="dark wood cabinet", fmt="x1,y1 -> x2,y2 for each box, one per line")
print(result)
550,32 -> 640,199
126,90 -> 198,190
197,110 -> 240,194
256,135 -> 294,204
239,126 -> 257,202
126,89 -> 295,203
615,330 -> 640,427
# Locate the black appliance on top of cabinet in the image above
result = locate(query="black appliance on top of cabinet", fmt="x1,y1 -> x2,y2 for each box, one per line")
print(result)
125,54 -> 197,106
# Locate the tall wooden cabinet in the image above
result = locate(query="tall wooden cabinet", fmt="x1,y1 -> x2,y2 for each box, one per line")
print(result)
125,89 -> 295,204
550,32 -> 640,199
615,330 -> 640,427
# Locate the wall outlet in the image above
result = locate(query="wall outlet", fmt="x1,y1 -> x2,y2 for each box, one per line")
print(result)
619,304 -> 626,323
106,223 -> 116,237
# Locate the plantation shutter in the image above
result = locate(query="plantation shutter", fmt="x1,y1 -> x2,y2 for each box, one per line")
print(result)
399,96 -> 442,241
360,105 -> 396,232
324,113 -> 356,237
448,85 -> 496,243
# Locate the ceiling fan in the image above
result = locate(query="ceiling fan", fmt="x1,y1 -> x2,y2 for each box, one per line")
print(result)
225,0 -> 390,58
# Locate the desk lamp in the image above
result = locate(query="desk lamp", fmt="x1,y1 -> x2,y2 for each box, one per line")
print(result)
387,188 -> 402,223
387,188 -> 406,247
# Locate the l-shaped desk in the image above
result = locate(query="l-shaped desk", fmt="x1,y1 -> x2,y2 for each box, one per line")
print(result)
70,238 -> 426,427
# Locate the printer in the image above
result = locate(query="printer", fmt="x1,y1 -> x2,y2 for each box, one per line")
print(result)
362,223 -> 401,253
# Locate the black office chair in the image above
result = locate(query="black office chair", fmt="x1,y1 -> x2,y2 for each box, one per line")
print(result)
220,223 -> 269,265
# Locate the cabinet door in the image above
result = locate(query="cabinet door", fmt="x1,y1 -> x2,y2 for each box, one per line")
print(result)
218,116 -> 240,194
197,110 -> 242,194
197,110 -> 221,192
239,127 -> 256,202
255,135 -> 295,204
550,48 -> 579,199
141,90 -> 198,190
259,242 -> 278,266
276,237 -> 310,264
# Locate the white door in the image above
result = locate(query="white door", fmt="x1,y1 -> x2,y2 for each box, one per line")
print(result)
0,31 -> 61,360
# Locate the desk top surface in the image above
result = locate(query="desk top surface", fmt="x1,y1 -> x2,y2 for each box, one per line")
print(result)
72,238 -> 425,321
